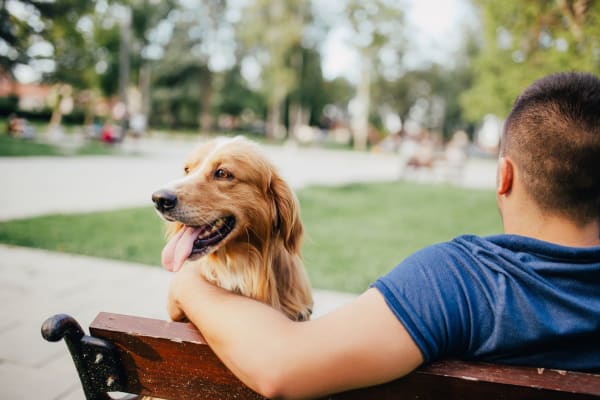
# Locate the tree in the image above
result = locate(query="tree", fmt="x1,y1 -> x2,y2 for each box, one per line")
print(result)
0,1 -> 96,87
127,0 -> 177,119
151,0 -> 229,132
237,0 -> 310,138
372,33 -> 478,140
344,0 -> 405,150
461,0 -> 600,122
285,45 -> 327,131
1,0 -> 30,74
1,0 -> 88,78
215,65 -> 266,122
1,1 -> 95,128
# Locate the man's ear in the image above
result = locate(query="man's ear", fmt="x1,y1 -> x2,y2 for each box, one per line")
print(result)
497,157 -> 514,196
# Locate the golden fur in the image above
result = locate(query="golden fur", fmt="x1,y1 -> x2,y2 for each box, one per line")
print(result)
155,136 -> 313,320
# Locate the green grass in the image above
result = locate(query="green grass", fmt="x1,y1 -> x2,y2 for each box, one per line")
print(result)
0,207 -> 165,264
0,134 -> 117,157
0,134 -> 64,156
0,182 -> 501,292
298,182 -> 501,292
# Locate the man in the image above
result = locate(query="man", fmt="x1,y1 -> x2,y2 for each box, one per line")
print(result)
167,72 -> 600,399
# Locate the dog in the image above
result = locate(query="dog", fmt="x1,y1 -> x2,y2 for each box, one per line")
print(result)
152,136 -> 313,321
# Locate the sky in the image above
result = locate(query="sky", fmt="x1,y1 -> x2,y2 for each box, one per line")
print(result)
320,0 -> 479,82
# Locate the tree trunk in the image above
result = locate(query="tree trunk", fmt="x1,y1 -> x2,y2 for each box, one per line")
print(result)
118,8 -> 131,137
352,55 -> 371,151
198,70 -> 213,134
48,84 -> 66,130
139,63 -> 151,118
267,99 -> 281,139
49,105 -> 63,128
266,91 -> 285,139
289,102 -> 310,142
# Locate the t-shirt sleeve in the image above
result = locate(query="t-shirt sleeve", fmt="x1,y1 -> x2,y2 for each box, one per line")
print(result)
372,243 -> 486,363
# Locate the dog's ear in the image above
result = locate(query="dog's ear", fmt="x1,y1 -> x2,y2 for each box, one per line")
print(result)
269,172 -> 303,253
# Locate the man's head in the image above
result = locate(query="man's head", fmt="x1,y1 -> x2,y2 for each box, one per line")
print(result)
499,72 -> 600,226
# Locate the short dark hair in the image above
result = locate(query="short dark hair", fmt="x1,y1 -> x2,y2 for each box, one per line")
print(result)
501,72 -> 600,225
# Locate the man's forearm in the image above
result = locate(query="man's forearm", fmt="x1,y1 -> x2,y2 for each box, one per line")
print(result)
168,267 -> 423,399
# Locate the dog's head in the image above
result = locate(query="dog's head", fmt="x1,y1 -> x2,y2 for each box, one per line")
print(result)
152,136 -> 303,272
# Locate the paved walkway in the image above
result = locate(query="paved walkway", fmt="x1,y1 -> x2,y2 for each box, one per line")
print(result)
0,244 -> 357,400
0,136 -> 497,399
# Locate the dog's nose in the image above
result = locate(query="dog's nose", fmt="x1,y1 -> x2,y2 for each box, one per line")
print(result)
152,189 -> 178,212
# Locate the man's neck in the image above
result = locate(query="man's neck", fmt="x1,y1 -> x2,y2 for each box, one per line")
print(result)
496,157 -> 600,247
503,209 -> 600,247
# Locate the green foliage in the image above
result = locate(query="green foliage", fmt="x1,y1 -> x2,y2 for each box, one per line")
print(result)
345,0 -> 405,57
1,0 -> 94,85
373,61 -> 476,139
321,77 -> 355,109
149,1 -> 228,131
13,0 -> 596,138
286,46 -> 326,126
344,0 -> 406,148
238,0 -> 310,104
0,182 -> 500,292
0,96 -> 19,116
94,23 -> 121,98
461,0 -> 600,121
215,66 -> 267,118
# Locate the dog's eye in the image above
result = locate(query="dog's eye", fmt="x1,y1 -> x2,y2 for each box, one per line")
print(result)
184,166 -> 190,174
214,168 -> 233,180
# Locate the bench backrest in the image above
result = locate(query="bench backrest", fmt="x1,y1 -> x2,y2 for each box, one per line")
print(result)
42,312 -> 600,400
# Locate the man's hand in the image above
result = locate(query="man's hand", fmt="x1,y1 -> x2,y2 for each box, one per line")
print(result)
167,262 -> 208,321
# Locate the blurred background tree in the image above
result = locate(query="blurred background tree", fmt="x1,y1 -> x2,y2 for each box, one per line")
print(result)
461,0 -> 600,122
1,0 -> 598,147
1,0 -> 95,128
236,0 -> 311,139
152,0 -> 228,132
1,0 -> 93,82
344,0 -> 405,150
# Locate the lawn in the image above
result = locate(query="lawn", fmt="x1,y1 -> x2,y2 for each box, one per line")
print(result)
0,181 -> 501,293
0,133 -> 64,156
0,133 -> 116,157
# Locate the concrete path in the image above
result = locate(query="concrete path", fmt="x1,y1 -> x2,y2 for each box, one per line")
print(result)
0,244 -> 356,400
0,137 -> 406,221
0,136 -> 497,399
0,136 -> 496,221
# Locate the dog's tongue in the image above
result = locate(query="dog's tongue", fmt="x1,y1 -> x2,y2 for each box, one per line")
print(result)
161,226 -> 201,272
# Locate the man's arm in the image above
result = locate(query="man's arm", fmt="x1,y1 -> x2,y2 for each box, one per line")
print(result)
167,264 -> 424,399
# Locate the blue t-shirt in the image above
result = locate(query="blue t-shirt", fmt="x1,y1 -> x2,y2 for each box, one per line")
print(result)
373,234 -> 600,372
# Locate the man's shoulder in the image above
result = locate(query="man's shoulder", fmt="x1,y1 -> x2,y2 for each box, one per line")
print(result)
406,234 -> 500,266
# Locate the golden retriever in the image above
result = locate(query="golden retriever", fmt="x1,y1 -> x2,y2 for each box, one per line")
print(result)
152,136 -> 313,321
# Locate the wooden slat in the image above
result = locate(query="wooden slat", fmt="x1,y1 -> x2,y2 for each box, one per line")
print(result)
333,361 -> 600,400
90,312 -> 600,400
421,360 -> 600,394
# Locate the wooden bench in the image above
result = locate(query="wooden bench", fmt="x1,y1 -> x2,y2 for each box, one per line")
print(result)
41,312 -> 600,400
